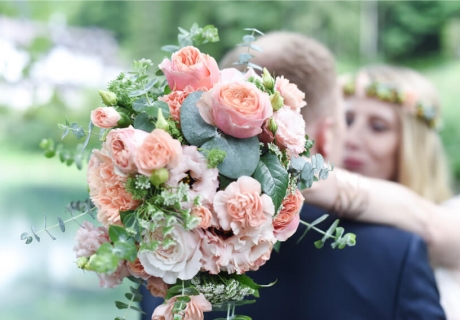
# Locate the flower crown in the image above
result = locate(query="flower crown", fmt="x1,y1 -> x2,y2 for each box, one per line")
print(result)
342,76 -> 439,129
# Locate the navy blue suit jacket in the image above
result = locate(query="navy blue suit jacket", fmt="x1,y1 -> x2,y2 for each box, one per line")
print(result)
140,205 -> 446,320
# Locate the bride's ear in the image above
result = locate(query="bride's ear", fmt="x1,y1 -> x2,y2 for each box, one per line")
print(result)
315,117 -> 334,160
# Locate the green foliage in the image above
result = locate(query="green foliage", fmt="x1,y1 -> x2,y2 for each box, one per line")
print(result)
252,152 -> 289,213
201,148 -> 227,168
162,23 -> 220,52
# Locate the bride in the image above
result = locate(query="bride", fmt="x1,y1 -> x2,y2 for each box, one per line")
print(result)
302,65 -> 460,319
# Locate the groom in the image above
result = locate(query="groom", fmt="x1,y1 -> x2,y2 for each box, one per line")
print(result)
216,31 -> 446,319
140,32 -> 446,319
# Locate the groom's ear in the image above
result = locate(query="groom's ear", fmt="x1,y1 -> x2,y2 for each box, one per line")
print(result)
315,116 -> 334,161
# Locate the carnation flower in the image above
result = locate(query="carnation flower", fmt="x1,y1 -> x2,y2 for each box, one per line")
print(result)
97,261 -> 130,288
87,148 -> 140,226
275,76 -> 307,113
273,107 -> 306,157
73,221 -> 109,258
152,293 -> 212,320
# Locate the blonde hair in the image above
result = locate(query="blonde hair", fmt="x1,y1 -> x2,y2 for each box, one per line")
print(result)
344,65 -> 452,203
219,31 -> 339,127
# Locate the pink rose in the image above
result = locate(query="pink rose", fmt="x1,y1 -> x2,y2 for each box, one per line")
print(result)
273,189 -> 304,241
213,176 -> 275,236
197,81 -> 273,138
152,293 -> 212,320
147,276 -> 170,298
275,76 -> 307,113
159,46 -> 219,91
273,107 -> 306,156
138,226 -> 202,284
87,149 -> 140,226
91,107 -> 122,128
73,221 -> 109,258
191,206 -> 213,229
134,129 -> 182,177
219,68 -> 244,82
106,126 -> 148,175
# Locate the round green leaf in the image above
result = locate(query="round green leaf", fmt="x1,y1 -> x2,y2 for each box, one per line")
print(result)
133,113 -> 155,133
180,91 -> 217,146
201,135 -> 260,179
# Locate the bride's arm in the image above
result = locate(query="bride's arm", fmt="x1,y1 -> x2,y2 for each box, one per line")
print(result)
301,168 -> 460,269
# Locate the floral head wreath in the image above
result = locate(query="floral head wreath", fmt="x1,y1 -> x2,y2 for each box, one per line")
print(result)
342,73 -> 440,130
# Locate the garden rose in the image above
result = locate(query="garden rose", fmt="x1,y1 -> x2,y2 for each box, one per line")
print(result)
273,107 -> 306,156
134,129 -> 182,176
152,293 -> 211,320
273,189 -> 304,241
147,276 -> 169,298
138,225 -> 202,284
105,126 -> 148,175
197,81 -> 273,138
90,106 -> 121,128
73,221 -> 109,258
87,149 -> 140,226
159,46 -> 219,91
213,176 -> 275,236
275,76 -> 307,113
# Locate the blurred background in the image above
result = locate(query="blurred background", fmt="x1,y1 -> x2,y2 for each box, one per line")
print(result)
1,1 -> 459,319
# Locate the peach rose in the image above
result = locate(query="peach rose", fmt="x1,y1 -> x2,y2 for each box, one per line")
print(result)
275,76 -> 307,113
273,189 -> 304,241
197,81 -> 273,138
91,106 -> 121,128
134,129 -> 182,177
87,149 -> 140,226
127,258 -> 150,280
213,176 -> 275,236
274,107 -> 306,156
147,276 -> 169,298
159,46 -> 219,91
152,293 -> 212,320
106,126 -> 148,175
191,206 -> 213,229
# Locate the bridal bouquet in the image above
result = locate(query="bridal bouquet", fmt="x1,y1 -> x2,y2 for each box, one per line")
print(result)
22,25 -> 355,320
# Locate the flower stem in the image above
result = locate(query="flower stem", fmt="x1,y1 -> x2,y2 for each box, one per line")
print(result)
299,219 -> 336,240
33,207 -> 96,237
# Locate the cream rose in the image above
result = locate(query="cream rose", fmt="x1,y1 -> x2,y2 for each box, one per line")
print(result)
274,107 -> 306,156
197,81 -> 273,138
105,126 -> 148,175
159,46 -> 219,91
138,226 -> 202,284
134,129 -> 182,177
90,106 -> 121,128
273,189 -> 304,241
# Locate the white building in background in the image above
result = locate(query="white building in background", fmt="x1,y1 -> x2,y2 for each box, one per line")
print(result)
0,15 -> 124,110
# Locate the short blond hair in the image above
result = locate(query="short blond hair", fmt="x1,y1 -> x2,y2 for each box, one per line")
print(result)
343,65 -> 452,203
220,31 -> 339,126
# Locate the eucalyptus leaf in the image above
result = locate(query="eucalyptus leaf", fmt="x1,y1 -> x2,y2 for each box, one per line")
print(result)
133,113 -> 155,133
180,91 -> 217,146
300,162 -> 315,189
108,225 -> 129,242
133,97 -> 150,112
128,79 -> 157,97
145,100 -> 170,118
57,217 -> 65,232
252,153 -> 288,212
70,123 -> 86,139
201,135 -> 260,179
115,301 -> 129,309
